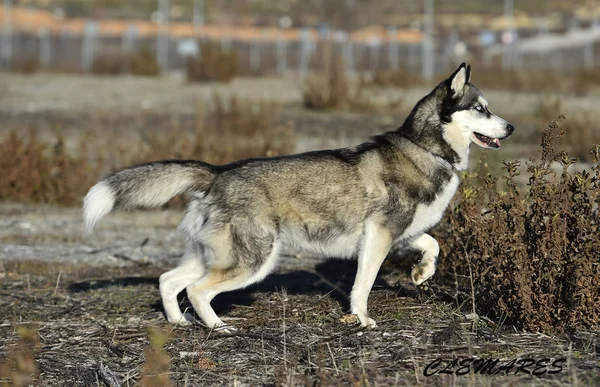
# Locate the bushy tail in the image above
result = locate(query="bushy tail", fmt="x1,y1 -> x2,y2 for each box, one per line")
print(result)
83,160 -> 215,233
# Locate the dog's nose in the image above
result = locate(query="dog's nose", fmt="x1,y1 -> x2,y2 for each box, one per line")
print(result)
506,124 -> 515,135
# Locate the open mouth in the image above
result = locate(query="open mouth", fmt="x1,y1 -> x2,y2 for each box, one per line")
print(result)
472,132 -> 501,149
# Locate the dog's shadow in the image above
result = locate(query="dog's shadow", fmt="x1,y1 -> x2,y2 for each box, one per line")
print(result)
211,258 -> 412,314
68,256 -> 417,317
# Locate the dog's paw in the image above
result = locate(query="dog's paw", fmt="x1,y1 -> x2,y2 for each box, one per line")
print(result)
213,323 -> 237,334
411,263 -> 435,286
360,317 -> 377,329
340,314 -> 377,329
168,312 -> 195,326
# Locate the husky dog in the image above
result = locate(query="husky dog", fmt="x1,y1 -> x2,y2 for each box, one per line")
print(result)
83,63 -> 513,331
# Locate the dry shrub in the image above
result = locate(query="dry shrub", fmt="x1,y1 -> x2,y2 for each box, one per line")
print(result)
436,115 -> 600,333
12,57 -> 41,75
535,98 -> 599,161
115,95 -> 295,168
93,48 -> 160,77
91,54 -> 123,75
128,47 -> 161,77
140,328 -> 171,387
0,131 -> 100,205
0,96 -> 295,206
0,326 -> 40,386
303,55 -> 359,110
185,43 -> 238,83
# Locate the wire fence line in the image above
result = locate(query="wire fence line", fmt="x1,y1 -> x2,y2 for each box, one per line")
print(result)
0,27 -> 453,75
1,3 -> 600,76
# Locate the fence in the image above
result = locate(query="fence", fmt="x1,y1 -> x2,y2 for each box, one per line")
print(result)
0,28 -> 460,76
1,11 -> 600,76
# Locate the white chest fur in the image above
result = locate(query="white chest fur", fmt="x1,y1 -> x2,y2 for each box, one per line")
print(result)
401,174 -> 459,239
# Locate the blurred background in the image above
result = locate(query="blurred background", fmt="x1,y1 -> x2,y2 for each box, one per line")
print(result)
3,0 -> 600,75
1,0 -> 600,206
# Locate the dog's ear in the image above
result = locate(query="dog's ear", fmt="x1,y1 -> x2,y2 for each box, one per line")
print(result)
449,63 -> 468,97
466,64 -> 472,83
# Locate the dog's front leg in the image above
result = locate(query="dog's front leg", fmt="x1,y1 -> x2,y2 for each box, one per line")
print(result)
410,233 -> 439,285
350,221 -> 392,328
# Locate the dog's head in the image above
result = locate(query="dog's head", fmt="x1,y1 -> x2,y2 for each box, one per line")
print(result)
441,63 -> 514,150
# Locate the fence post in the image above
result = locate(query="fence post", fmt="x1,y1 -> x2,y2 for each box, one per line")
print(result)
502,0 -> 514,71
1,0 -> 13,70
421,0 -> 434,79
121,24 -> 137,53
81,22 -> 97,72
39,28 -> 51,67
368,40 -> 381,71
193,0 -> 204,34
221,36 -> 232,52
343,39 -> 353,73
156,0 -> 170,71
249,39 -> 260,72
584,41 -> 594,70
276,36 -> 288,74
387,26 -> 399,70
299,27 -> 313,76
408,42 -> 418,73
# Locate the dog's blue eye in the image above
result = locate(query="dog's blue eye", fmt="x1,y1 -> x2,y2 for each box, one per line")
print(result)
475,105 -> 484,112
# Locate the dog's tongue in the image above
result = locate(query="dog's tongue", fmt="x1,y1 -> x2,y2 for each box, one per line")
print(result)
493,138 -> 501,147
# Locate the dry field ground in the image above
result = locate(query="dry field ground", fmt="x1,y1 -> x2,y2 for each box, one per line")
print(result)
1,73 -> 599,386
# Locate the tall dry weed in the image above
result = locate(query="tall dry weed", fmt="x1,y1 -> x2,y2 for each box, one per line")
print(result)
0,131 -> 100,205
0,96 -> 295,206
140,328 -> 171,387
185,43 -> 238,83
0,326 -> 40,386
302,54 -> 366,110
436,116 -> 600,333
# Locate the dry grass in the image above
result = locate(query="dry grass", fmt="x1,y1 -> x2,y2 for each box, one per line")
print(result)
435,116 -> 600,334
185,43 -> 238,83
0,95 -> 295,206
11,48 -> 160,77
0,131 -> 101,206
140,329 -> 172,387
302,54 -> 368,111
92,48 -> 160,77
0,260 -> 597,385
0,326 -> 40,386
535,98 -> 599,161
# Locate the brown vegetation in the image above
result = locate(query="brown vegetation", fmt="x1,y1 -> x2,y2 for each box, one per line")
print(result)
436,116 -> 600,334
92,48 -> 160,77
303,55 -> 358,110
140,329 -> 172,387
0,131 -> 101,206
0,326 -> 40,386
12,48 -> 160,77
0,96 -> 295,205
185,43 -> 238,83
535,98 -> 599,161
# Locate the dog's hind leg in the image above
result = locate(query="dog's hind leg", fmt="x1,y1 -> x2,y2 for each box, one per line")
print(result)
350,220 -> 393,329
186,231 -> 279,332
410,233 -> 439,286
159,247 -> 205,325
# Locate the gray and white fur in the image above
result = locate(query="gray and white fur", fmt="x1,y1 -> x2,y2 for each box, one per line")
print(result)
83,64 -> 514,331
